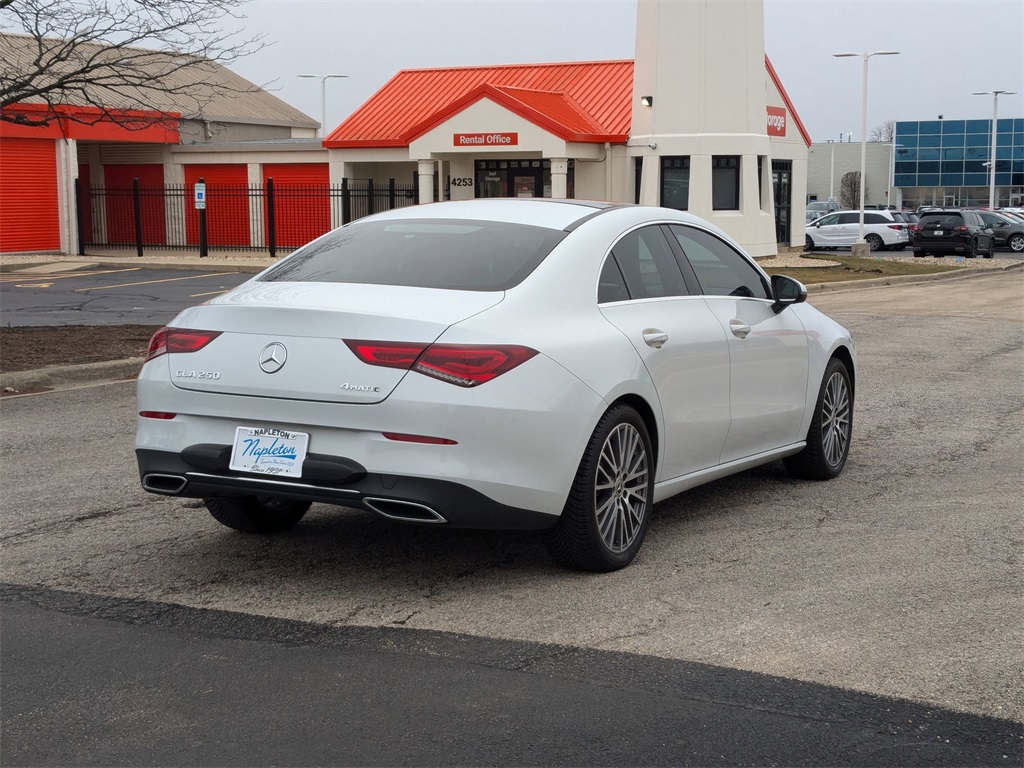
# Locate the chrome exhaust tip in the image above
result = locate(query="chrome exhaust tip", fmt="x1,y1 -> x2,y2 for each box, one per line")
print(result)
362,497 -> 447,524
142,473 -> 188,495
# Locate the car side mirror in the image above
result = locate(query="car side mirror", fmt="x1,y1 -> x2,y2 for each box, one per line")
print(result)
771,274 -> 807,314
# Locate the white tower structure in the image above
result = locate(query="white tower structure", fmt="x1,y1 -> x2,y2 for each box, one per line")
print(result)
631,0 -> 778,257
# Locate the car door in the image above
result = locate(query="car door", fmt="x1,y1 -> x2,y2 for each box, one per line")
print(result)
597,225 -> 731,481
667,225 -> 811,464
811,212 -> 841,247
836,212 -> 860,246
977,212 -> 1006,247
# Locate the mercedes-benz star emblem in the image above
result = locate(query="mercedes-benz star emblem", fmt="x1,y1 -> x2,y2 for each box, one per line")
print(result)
259,342 -> 288,374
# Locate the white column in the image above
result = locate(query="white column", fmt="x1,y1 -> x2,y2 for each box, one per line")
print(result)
551,158 -> 568,198
740,154 -> 760,216
638,155 -> 660,205
163,148 -> 186,246
247,163 -> 263,247
688,155 -> 713,219
417,160 -> 434,205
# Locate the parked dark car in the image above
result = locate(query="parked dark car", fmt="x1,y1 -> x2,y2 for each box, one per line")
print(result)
975,211 -> 1024,253
911,209 -> 995,258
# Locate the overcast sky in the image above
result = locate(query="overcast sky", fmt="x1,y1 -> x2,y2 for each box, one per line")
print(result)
168,0 -> 1024,142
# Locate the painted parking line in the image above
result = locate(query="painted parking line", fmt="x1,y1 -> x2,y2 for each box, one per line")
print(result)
189,290 -> 231,298
0,267 -> 142,284
74,272 -> 238,292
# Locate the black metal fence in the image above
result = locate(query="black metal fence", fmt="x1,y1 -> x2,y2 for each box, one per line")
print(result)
77,176 -> 422,257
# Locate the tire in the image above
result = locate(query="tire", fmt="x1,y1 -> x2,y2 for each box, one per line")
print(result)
545,405 -> 654,572
204,496 -> 311,533
805,235 -> 814,252
913,249 -> 925,257
965,239 -> 977,258
784,358 -> 853,481
984,238 -> 995,258
1008,234 -> 1024,253
865,234 -> 883,251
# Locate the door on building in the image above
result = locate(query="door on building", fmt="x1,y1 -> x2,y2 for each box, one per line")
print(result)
772,160 -> 792,244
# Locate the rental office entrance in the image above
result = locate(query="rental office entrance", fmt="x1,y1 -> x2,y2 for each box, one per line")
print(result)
475,159 -> 574,198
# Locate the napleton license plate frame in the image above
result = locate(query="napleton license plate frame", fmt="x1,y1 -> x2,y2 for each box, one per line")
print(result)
229,426 -> 310,478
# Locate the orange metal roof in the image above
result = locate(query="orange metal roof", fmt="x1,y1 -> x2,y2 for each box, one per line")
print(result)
325,57 -> 811,149
324,60 -> 634,148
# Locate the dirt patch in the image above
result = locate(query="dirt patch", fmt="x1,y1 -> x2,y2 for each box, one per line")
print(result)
0,325 -> 160,374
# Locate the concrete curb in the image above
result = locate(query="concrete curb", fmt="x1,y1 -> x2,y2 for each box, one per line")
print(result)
804,258 -> 1024,293
2,261 -> 1021,394
1,358 -> 144,393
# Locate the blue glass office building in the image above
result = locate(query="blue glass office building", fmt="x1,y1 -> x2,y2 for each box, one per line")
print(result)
893,118 -> 1024,208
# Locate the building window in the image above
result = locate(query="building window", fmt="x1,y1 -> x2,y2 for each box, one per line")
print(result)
712,156 -> 740,210
635,157 -> 643,204
660,156 -> 690,210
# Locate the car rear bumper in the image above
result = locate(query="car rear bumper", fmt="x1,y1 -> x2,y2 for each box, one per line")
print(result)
137,448 -> 557,530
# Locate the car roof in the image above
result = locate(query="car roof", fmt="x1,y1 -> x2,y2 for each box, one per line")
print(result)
363,198 -> 623,231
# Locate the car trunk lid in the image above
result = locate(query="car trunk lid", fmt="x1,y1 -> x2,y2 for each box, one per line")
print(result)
164,282 -> 503,404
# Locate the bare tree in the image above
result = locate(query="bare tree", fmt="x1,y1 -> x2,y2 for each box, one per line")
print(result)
0,0 -> 265,128
869,120 -> 896,143
840,171 -> 861,210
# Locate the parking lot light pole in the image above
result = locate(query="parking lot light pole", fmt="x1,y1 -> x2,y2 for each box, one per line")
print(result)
834,50 -> 899,244
971,90 -> 1016,211
297,73 -> 349,138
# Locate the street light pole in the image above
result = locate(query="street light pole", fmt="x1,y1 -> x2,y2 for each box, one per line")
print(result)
297,73 -> 349,138
972,90 -> 1016,210
826,139 -> 836,201
834,50 -> 899,244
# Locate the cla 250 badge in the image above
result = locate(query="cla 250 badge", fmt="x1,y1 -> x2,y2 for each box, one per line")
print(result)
175,370 -> 221,380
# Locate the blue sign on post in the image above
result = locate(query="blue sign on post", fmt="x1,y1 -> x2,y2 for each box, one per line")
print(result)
194,182 -> 207,210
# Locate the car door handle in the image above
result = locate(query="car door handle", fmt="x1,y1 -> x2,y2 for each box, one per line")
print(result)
642,329 -> 668,349
729,320 -> 751,339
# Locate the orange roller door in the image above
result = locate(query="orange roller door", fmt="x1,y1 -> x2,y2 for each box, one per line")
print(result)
184,165 -> 251,247
0,138 -> 60,252
103,164 -> 167,245
262,163 -> 331,248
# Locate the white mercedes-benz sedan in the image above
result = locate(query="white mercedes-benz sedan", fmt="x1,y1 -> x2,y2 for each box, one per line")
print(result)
136,199 -> 855,571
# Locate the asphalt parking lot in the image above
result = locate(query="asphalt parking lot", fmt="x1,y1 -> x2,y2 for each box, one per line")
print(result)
1,269 -> 1022,764
0,264 -> 253,326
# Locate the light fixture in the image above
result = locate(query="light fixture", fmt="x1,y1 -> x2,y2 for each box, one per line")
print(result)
297,73 -> 349,138
972,90 -> 1017,211
833,50 -> 899,243
640,95 -> 653,107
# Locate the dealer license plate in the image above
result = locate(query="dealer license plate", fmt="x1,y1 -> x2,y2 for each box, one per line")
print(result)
229,426 -> 309,477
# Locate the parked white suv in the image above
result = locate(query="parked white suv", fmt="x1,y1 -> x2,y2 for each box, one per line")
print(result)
805,210 -> 910,252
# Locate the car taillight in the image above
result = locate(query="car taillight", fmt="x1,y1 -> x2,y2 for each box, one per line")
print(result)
887,225 -> 903,231
139,411 -> 177,419
954,225 -> 969,233
146,327 -> 222,361
909,224 -> 920,232
345,340 -> 538,387
343,340 -> 427,369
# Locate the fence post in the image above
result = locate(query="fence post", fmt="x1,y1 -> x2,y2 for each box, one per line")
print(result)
367,178 -> 375,216
388,178 -> 396,210
74,178 -> 85,256
198,176 -> 208,259
132,177 -> 144,257
266,177 -> 277,259
342,178 -> 351,225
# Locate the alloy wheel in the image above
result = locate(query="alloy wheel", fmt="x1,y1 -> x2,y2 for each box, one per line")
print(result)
594,423 -> 649,553
821,371 -> 852,468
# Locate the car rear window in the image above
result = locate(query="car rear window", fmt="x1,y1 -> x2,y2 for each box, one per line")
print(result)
259,219 -> 567,291
919,213 -> 964,227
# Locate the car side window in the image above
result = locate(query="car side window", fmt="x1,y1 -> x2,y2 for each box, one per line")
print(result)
864,213 -> 887,224
597,255 -> 630,303
817,213 -> 840,226
668,225 -> 769,300
609,226 -> 688,300
838,213 -> 858,224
